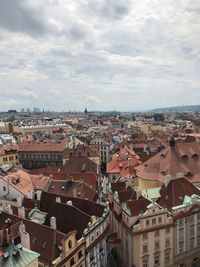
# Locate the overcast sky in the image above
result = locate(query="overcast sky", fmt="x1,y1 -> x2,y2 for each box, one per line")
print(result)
0,0 -> 199,112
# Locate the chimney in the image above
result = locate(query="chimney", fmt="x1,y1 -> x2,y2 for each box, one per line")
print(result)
20,231 -> 30,250
6,228 -> 10,245
169,137 -> 175,147
128,158 -> 131,168
56,196 -> 61,203
176,173 -> 184,179
130,144 -> 133,151
27,191 -> 33,199
165,175 -> 172,187
36,190 -> 42,201
17,195 -> 22,207
143,144 -> 147,152
66,200 -> 72,206
7,203 -> 13,215
0,229 -> 4,245
73,187 -> 77,198
50,217 -> 57,230
135,188 -> 141,199
18,206 -> 25,218
19,222 -> 26,234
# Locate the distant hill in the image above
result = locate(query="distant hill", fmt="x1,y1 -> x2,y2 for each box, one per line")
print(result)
151,105 -> 200,113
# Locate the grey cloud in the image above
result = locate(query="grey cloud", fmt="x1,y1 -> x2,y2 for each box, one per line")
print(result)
81,0 -> 131,20
0,0 -> 47,36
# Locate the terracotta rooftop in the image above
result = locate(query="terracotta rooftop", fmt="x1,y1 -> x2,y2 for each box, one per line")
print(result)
2,169 -> 50,198
61,156 -> 97,173
19,140 -> 66,152
47,180 -> 98,202
126,197 -> 151,217
44,202 -> 91,239
136,141 -> 200,183
111,182 -> 126,192
40,191 -> 105,218
107,146 -> 141,177
0,145 -> 19,156
0,212 -> 67,264
27,167 -> 98,189
63,144 -> 99,158
157,176 -> 200,211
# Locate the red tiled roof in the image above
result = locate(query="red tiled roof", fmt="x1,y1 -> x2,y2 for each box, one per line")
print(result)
63,144 -> 99,158
61,156 -> 97,173
136,141 -> 200,183
157,177 -> 200,210
117,189 -> 137,203
2,169 -> 50,197
19,140 -> 66,152
126,197 -> 151,216
0,145 -> 19,155
45,202 -> 91,239
107,146 -> 141,177
48,180 -> 98,202
40,191 -> 105,218
111,182 -> 126,192
0,212 -> 67,264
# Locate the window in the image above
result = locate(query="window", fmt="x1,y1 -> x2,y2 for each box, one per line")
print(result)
143,233 -> 148,240
158,217 -> 162,223
165,238 -> 170,247
146,220 -> 149,227
190,225 -> 195,237
166,227 -> 170,234
3,186 -> 6,192
99,241 -> 103,253
143,244 -> 148,253
78,250 -> 83,259
152,218 -> 156,225
179,228 -> 184,242
165,251 -> 170,263
143,258 -> 148,267
179,219 -> 184,227
90,249 -> 94,262
197,235 -> 200,247
179,241 -> 184,254
68,240 -> 72,249
70,257 -> 75,266
190,238 -> 195,249
155,230 -> 159,237
154,254 -> 160,265
155,241 -> 160,250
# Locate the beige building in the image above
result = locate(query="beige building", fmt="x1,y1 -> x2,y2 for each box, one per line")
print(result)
52,231 -> 86,267
0,145 -> 19,166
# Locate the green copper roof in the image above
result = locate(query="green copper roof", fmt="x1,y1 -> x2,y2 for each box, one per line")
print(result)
0,243 -> 40,267
142,187 -> 161,200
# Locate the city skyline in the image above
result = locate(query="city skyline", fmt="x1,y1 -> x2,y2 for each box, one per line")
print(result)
0,0 -> 200,111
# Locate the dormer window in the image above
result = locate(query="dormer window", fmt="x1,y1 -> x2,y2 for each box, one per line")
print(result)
68,240 -> 72,249
186,172 -> 193,178
181,155 -> 188,160
192,153 -> 199,160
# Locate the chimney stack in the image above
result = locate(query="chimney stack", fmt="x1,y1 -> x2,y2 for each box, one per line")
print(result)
165,175 -> 172,187
20,231 -> 31,250
169,137 -> 175,147
56,196 -> 61,203
50,217 -> 57,230
27,191 -> 33,199
18,206 -> 25,218
17,195 -> 22,207
73,187 -> 77,198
